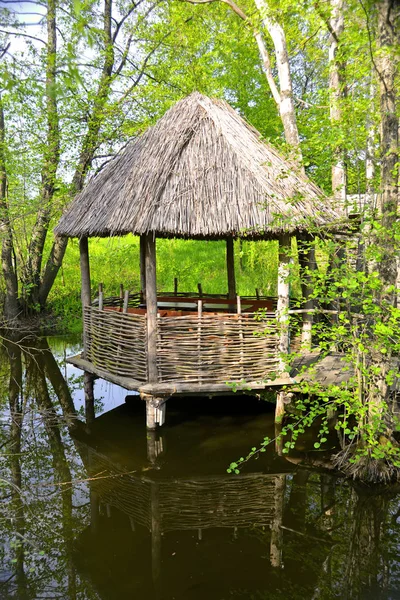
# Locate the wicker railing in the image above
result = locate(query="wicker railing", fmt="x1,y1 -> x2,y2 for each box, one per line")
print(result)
157,313 -> 279,383
84,306 -> 280,385
84,306 -> 148,381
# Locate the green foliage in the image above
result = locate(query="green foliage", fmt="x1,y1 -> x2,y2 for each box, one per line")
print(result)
48,236 -> 280,332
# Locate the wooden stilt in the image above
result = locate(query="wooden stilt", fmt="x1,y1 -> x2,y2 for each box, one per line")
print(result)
275,391 -> 286,424
146,401 -> 157,429
226,237 -> 236,302
275,390 -> 293,425
277,234 -> 291,374
155,403 -> 166,427
79,237 -> 91,359
145,233 -> 158,383
140,235 -> 147,300
145,395 -> 167,429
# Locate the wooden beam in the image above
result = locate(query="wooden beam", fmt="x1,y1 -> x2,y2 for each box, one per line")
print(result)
277,234 -> 291,373
226,237 -> 236,301
79,237 -> 91,359
145,233 -> 158,383
140,235 -> 147,301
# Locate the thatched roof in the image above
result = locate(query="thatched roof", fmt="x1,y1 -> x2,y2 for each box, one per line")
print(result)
55,92 -> 343,240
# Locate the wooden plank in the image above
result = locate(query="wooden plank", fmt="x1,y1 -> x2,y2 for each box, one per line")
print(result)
139,377 -> 295,396
66,354 -> 143,390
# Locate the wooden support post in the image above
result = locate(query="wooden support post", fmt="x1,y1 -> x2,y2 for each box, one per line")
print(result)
123,289 -> 129,313
237,295 -> 244,379
98,284 -> 103,311
140,234 -> 147,301
174,277 -> 178,296
79,237 -> 91,360
119,283 -> 124,309
275,391 -> 286,425
226,237 -> 236,303
145,395 -> 167,430
197,282 -> 203,297
146,401 -> 157,429
145,233 -> 158,383
198,299 -> 202,382
297,235 -> 315,351
277,234 -> 291,374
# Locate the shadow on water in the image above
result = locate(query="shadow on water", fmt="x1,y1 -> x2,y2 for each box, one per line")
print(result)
0,335 -> 399,599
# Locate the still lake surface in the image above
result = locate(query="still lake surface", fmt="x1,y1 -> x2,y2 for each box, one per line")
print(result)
0,335 -> 400,599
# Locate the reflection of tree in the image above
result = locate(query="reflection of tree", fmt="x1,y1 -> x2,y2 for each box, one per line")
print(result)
7,341 -> 29,600
0,336 -> 99,600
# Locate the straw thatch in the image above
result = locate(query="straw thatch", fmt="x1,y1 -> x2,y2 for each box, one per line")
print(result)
55,92 -> 343,240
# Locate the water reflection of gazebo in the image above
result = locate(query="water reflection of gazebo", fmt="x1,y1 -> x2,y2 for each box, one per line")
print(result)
55,92 -> 342,428
76,439 -> 286,592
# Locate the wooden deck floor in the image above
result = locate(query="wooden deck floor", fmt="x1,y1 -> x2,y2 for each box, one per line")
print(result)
67,351 -> 357,397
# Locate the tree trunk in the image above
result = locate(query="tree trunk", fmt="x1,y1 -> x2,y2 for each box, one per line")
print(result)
24,0 -> 60,311
371,0 -> 399,404
0,97 -> 19,322
328,0 -> 347,205
254,0 -> 304,171
185,0 -> 304,171
38,0 -> 114,309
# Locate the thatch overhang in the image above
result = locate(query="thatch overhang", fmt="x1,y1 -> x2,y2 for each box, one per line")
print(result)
55,92 -> 344,241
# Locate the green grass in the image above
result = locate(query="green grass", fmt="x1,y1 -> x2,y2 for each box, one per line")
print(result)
48,235 -> 282,333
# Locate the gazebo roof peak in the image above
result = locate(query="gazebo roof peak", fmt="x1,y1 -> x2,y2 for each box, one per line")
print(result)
55,91 -> 344,240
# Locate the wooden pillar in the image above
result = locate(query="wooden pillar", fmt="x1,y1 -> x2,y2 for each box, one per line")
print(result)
145,233 -> 158,383
298,235 -> 315,351
79,237 -> 91,359
277,234 -> 291,373
140,234 -> 147,300
226,237 -> 236,301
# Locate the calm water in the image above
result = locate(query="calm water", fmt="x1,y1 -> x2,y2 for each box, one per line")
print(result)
0,336 -> 400,600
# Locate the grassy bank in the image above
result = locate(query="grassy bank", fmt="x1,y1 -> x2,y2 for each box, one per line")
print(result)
48,236 -> 281,332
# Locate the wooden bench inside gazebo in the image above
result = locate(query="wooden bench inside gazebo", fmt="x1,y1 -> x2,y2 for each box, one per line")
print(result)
55,92 -> 343,428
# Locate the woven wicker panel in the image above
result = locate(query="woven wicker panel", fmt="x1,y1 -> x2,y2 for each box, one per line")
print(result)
157,312 -> 280,383
84,306 -> 147,381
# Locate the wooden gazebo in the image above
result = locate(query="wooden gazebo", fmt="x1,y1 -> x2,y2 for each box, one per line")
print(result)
55,92 -> 342,428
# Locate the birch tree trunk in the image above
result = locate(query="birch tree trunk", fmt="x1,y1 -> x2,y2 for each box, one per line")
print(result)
328,0 -> 346,205
253,0 -> 304,170
186,0 -> 304,171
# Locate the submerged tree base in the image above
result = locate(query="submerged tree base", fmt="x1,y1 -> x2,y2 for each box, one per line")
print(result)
333,444 -> 400,485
